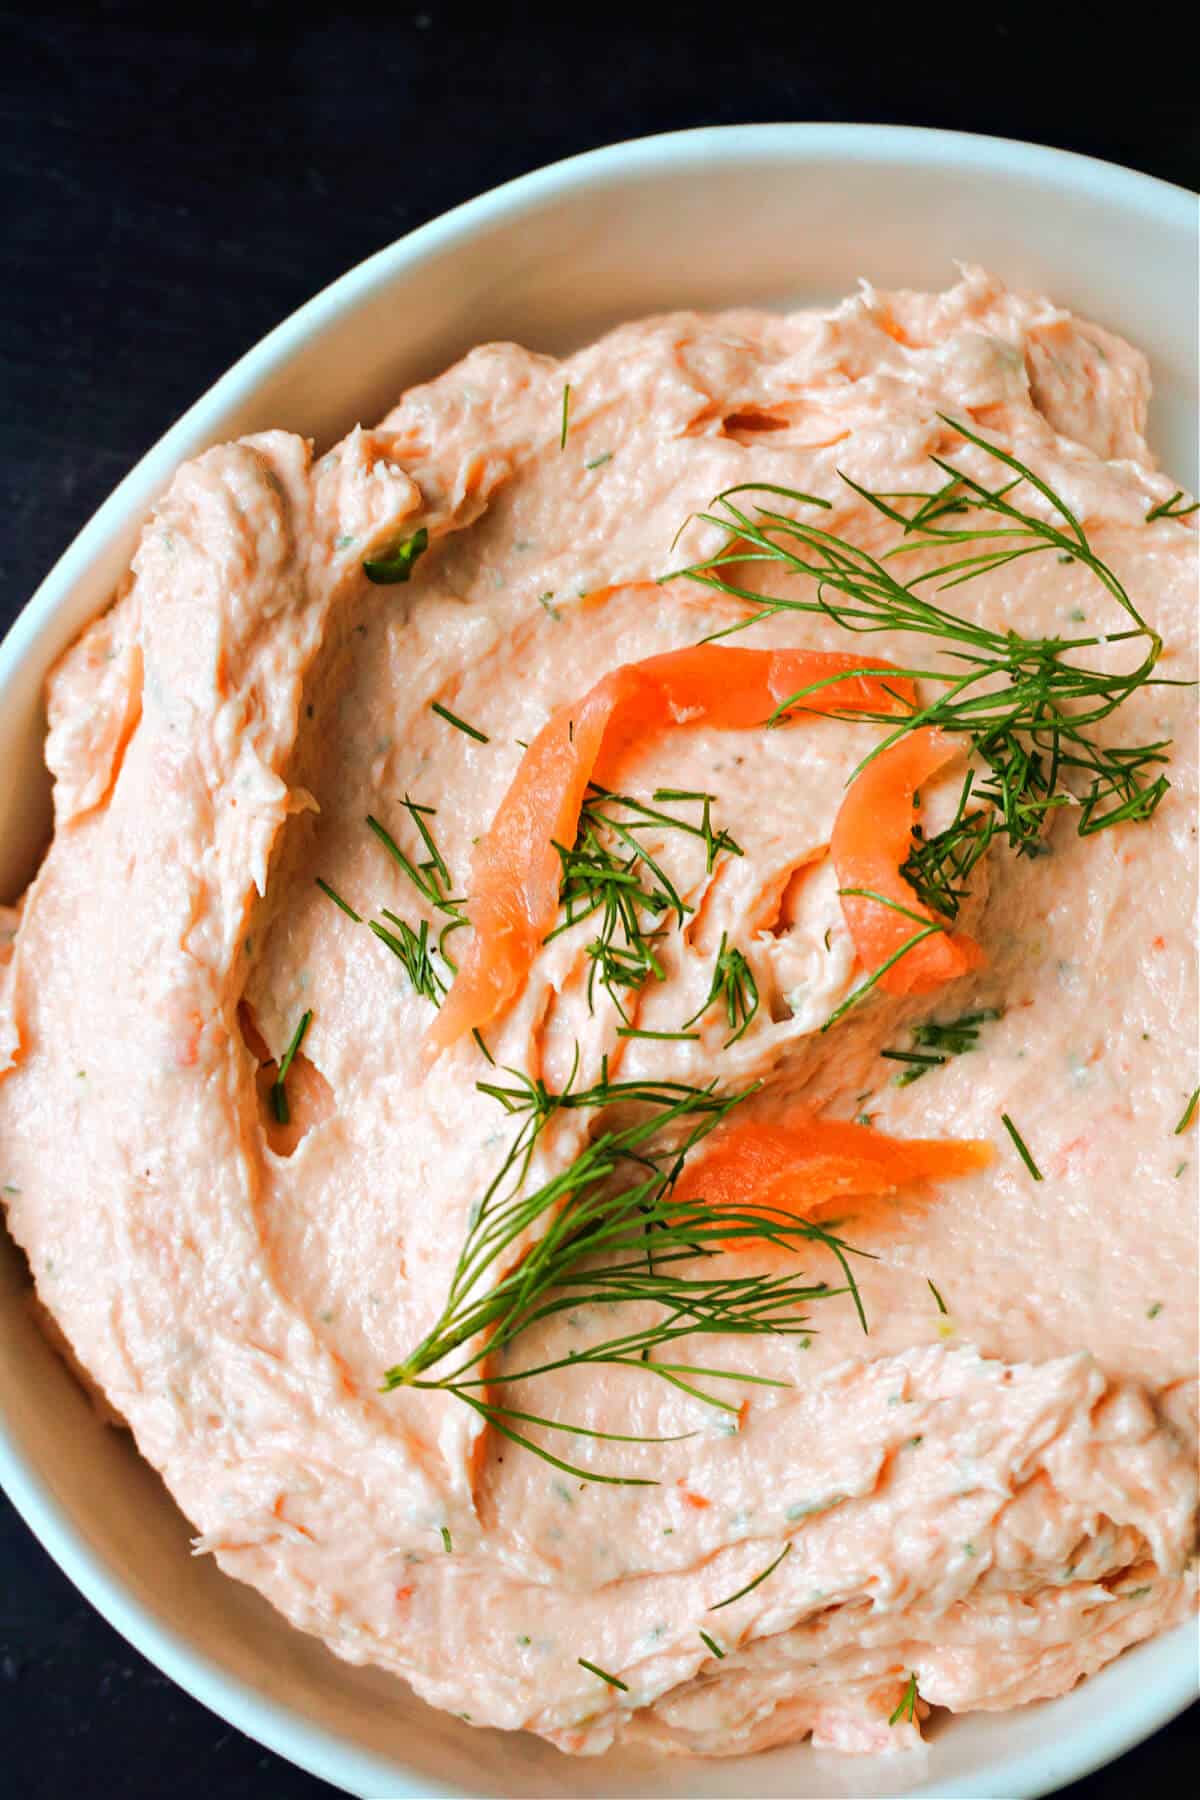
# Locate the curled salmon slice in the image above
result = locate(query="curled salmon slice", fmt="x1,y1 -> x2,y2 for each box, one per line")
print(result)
830,727 -> 983,996
429,646 -> 915,1049
671,1115 -> 993,1238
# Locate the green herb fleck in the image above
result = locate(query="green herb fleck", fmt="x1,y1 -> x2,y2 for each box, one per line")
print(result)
710,1542 -> 791,1611
616,1026 -> 700,1042
560,383 -> 571,450
363,526 -> 429,585
431,700 -> 490,744
1174,1087 -> 1198,1135
538,590 -> 562,621
315,877 -> 362,922
440,1526 -> 453,1552
1001,1113 -> 1042,1181
889,1671 -> 918,1727
577,1657 -> 627,1691
883,1008 -> 1002,1086
585,450 -> 612,470
271,1010 -> 312,1125
516,1633 -> 532,1646
1146,1300 -> 1163,1319
927,1278 -> 948,1315
699,1630 -> 726,1659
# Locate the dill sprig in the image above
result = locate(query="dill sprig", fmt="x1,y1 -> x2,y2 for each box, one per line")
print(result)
271,1009 -> 312,1125
882,1007 -> 1002,1085
368,912 -> 446,1004
314,804 -> 467,1006
548,786 -> 741,1018
684,931 -> 760,1045
1174,1087 -> 1198,1135
665,417 -> 1173,925
384,1067 -> 869,1482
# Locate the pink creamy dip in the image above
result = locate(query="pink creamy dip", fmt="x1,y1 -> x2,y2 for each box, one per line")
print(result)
0,270 -> 1196,1757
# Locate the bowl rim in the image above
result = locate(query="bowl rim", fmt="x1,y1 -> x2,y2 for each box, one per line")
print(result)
0,122 -> 1196,1800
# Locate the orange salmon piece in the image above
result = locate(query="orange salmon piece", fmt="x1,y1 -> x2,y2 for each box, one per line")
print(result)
671,1115 -> 993,1237
830,727 -> 983,996
429,647 -> 915,1049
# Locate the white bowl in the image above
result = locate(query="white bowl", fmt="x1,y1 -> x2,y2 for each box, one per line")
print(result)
0,124 -> 1195,1799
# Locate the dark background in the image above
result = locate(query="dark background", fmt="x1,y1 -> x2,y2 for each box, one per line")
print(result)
1,3 -> 1196,1795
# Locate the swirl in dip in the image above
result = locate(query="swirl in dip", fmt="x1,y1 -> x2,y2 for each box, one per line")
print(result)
1,269 -> 1196,1757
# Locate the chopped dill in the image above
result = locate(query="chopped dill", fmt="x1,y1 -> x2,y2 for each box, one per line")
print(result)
440,1525 -> 453,1552
699,1630 -> 726,1659
271,1009 -> 312,1125
560,383 -> 571,450
709,1541 -> 791,1611
882,1008 -> 1002,1085
577,1657 -> 627,1691
363,526 -> 429,585
927,1278 -> 948,1315
431,700 -> 490,744
315,877 -> 361,922
889,1671 -> 918,1726
1000,1112 -> 1043,1181
1174,1087 -> 1198,1134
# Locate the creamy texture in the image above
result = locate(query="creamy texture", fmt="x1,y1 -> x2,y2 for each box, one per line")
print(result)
1,269 -> 1196,1757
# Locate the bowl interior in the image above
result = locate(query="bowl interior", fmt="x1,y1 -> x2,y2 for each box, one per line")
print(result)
0,126 -> 1195,1799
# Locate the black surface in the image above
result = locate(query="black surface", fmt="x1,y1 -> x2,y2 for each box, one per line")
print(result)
1,5 -> 1196,1795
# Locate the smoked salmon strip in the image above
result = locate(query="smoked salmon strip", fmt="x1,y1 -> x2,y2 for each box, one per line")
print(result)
671,1115 -> 993,1238
429,646 -> 916,1048
830,726 -> 983,996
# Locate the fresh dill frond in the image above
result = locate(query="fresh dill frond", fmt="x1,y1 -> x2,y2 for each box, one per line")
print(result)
1175,1087 -> 1199,1135
684,931 -> 760,1045
384,1070 -> 869,1482
664,417 -> 1173,926
547,786 -> 740,1020
699,1629 -> 726,1659
560,382 -> 571,450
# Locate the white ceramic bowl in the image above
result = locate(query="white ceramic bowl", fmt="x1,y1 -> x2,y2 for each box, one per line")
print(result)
0,125 -> 1196,1800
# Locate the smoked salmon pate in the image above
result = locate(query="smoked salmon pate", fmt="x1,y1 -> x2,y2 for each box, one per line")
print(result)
0,269 -> 1196,1757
